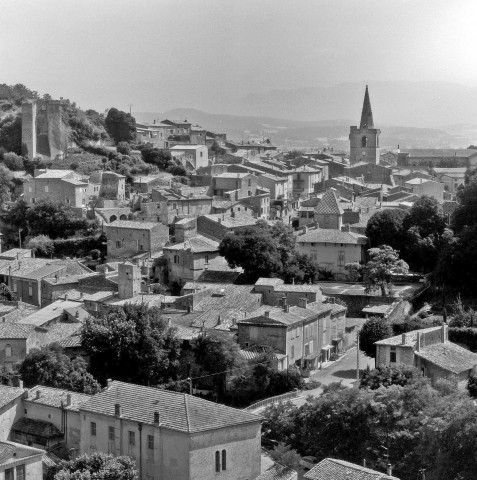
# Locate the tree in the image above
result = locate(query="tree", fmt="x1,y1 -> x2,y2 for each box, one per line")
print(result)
19,344 -> 100,394
0,114 -> 22,154
358,317 -> 393,358
25,235 -> 54,256
81,304 -> 181,385
2,152 -> 24,170
268,443 -> 303,472
362,245 -> 409,296
52,453 -> 137,480
365,209 -> 408,249
467,367 -> 477,398
403,196 -> 446,239
344,262 -> 363,282
105,108 -> 136,144
359,365 -> 418,389
141,146 -> 173,170
116,141 -> 131,155
0,164 -> 14,207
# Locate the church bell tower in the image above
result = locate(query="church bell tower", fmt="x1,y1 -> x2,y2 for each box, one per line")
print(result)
349,85 -> 380,165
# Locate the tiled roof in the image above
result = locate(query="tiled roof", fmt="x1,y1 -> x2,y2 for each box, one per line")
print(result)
0,386 -> 26,409
197,269 -> 242,283
20,263 -> 67,281
255,278 -> 285,287
26,386 -> 91,411
106,220 -> 158,230
375,326 -> 442,346
163,235 -> 219,253
57,334 -> 82,348
239,345 -> 274,360
20,299 -> 84,327
43,323 -> 83,345
432,167 -> 467,174
415,342 -> 477,374
200,213 -> 259,229
304,458 -> 399,480
297,229 -> 367,245
12,418 -> 63,439
256,462 -> 297,480
62,178 -> 88,186
0,323 -> 37,339
35,170 -> 74,179
80,380 -> 260,433
442,201 -> 458,216
0,441 -> 44,464
43,273 -> 98,286
0,248 -> 32,260
315,189 -> 344,215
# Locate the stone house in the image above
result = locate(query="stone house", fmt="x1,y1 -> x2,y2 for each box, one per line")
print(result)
79,380 -> 261,480
430,167 -> 466,194
375,325 -> 477,384
403,178 -> 444,203
23,169 -> 89,213
196,213 -> 258,241
296,227 -> 367,278
347,161 -> 393,185
132,175 -> 172,194
0,324 -> 45,372
237,299 -> 346,370
89,171 -> 126,202
257,173 -> 290,200
0,440 -> 44,480
0,386 -> 25,441
105,220 -> 169,259
254,278 -> 323,307
211,173 -> 258,198
162,235 -> 228,284
170,145 -> 208,170
314,189 -> 344,229
292,165 -> 323,197
397,149 -> 477,167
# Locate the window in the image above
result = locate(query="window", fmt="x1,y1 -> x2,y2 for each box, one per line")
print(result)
174,254 -> 180,264
45,186 -> 49,193
13,281 -> 17,293
338,251 -> 345,267
248,191 -> 252,197
139,244 -> 144,251
215,451 -> 221,472
108,426 -> 115,441
5,468 -> 13,480
31,198 -> 35,203
5,344 -> 11,358
311,242 -> 316,247
291,346 -> 295,359
205,255 -> 209,264
390,347 -> 396,363
362,136 -> 368,147
28,282 -> 33,297
128,431 -> 135,446
200,152 -> 203,157
91,422 -> 96,436
148,435 -> 154,449
248,179 -> 251,186
28,187 -> 32,193
222,450 -> 226,471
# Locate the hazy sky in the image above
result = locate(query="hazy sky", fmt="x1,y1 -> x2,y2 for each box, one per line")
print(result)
2,0 -> 477,115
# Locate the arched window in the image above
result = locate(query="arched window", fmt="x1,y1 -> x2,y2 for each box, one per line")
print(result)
222,450 -> 226,471
361,136 -> 367,147
215,451 -> 220,472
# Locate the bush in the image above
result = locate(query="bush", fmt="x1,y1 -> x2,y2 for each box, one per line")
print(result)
360,365 -> 418,389
2,152 -> 24,170
448,327 -> 477,352
117,141 -> 131,155
359,317 -> 393,358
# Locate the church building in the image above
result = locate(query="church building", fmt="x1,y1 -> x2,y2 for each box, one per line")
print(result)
349,86 -> 381,165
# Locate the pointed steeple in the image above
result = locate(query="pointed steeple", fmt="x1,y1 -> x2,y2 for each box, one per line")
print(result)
359,85 -> 374,129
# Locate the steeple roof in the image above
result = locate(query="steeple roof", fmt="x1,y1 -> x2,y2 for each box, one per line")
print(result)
359,85 -> 375,129
315,189 -> 344,215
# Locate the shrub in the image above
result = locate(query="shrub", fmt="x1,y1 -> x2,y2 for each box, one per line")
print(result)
2,152 -> 24,170
117,141 -> 131,155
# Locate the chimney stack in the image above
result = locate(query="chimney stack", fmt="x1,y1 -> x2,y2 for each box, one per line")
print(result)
114,403 -> 122,417
153,411 -> 160,425
298,298 -> 308,309
264,311 -> 270,318
386,464 -> 393,477
66,394 -> 72,407
107,379 -> 113,389
416,331 -> 421,352
401,333 -> 407,345
441,324 -> 447,344
36,390 -> 41,400
18,380 -> 23,389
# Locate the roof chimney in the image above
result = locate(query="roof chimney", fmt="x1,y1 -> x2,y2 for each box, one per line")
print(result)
36,390 -> 41,400
298,298 -> 308,309
402,333 -> 406,345
114,403 -> 122,417
264,311 -> 270,317
416,331 -> 421,352
18,380 -> 23,389
154,411 -> 160,425
75,310 -> 79,319
386,464 -> 393,477
66,393 -> 72,407
107,378 -> 113,389
441,324 -> 447,344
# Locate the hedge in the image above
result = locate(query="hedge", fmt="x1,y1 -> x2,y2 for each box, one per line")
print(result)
448,327 -> 477,353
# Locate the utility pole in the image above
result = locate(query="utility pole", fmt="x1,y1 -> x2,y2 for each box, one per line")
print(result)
128,104 -> 133,115
187,363 -> 192,395
356,328 -> 360,382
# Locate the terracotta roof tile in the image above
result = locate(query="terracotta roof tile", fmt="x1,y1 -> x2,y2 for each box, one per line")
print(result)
415,343 -> 477,374
304,458 -> 399,480
26,386 -> 91,412
12,418 -> 63,439
0,386 -> 26,409
315,190 -> 344,215
80,380 -> 260,433
256,462 -> 297,480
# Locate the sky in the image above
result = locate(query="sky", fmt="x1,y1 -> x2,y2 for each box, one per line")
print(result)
1,0 -> 477,116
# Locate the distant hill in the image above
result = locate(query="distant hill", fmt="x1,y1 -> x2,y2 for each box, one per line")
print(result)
134,108 -> 476,150
238,81 -> 477,128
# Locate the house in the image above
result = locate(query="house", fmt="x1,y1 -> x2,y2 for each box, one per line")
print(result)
403,178 -> 444,203
132,175 -> 172,194
292,165 -> 323,197
170,145 -> 208,170
196,213 -> 259,241
162,235 -> 229,284
0,440 -> 44,480
19,386 -> 91,455
212,173 -> 258,198
0,386 -> 25,441
79,380 -> 261,480
397,149 -> 477,167
375,325 -> 477,385
23,169 -> 89,213
296,227 -> 367,278
0,324 -> 46,372
105,221 -> 169,259
237,298 -> 346,370
254,278 -> 323,307
430,167 -> 466,194
314,189 -> 343,229
347,161 -> 393,185
304,458 -> 399,480
88,171 -> 126,203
